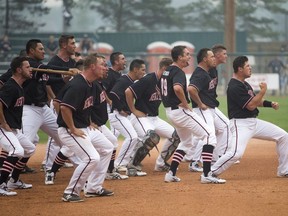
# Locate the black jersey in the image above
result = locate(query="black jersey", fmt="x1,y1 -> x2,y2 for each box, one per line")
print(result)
128,72 -> 161,116
189,66 -> 219,108
0,68 -> 12,86
102,68 -> 121,99
110,74 -> 134,113
227,78 -> 259,119
23,57 -> 69,105
208,67 -> 219,100
160,65 -> 190,108
0,78 -> 25,129
91,81 -> 108,126
57,74 -> 94,128
47,55 -> 76,96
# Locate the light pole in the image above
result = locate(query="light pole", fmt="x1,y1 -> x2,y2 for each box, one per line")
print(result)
224,0 -> 235,53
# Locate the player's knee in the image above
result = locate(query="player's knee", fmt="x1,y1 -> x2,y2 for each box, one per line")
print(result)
24,145 -> 36,157
99,141 -> 114,156
14,147 -> 25,158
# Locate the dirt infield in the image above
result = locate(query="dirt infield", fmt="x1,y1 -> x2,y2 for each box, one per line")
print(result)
1,139 -> 288,216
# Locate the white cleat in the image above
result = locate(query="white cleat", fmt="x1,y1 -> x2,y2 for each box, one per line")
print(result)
105,172 -> 129,180
201,171 -> 226,184
188,161 -> 203,172
164,171 -> 181,183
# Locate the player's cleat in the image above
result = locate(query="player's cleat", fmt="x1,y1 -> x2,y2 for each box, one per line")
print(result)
7,178 -> 33,189
154,164 -> 170,172
62,193 -> 84,202
40,164 -> 46,172
136,171 -> 147,176
164,171 -> 181,183
85,188 -> 114,197
188,161 -> 203,172
105,172 -> 129,180
116,165 -> 127,172
234,160 -> 240,164
0,183 -> 17,196
200,171 -> 226,184
21,165 -> 36,174
63,162 -> 74,168
45,171 -> 55,185
277,173 -> 288,177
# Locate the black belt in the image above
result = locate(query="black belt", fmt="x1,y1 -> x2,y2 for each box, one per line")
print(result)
171,106 -> 179,110
26,102 -> 47,107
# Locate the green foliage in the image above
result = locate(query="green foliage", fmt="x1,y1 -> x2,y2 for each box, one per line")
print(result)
179,0 -> 288,41
78,0 -> 184,32
0,0 -> 50,33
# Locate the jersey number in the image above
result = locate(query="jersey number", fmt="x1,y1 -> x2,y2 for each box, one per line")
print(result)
161,78 -> 167,96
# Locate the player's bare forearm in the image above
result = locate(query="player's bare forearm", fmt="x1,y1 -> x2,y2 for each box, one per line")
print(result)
174,85 -> 191,110
0,103 -> 12,131
188,86 -> 207,110
53,100 -> 60,114
247,82 -> 267,110
125,88 -> 136,114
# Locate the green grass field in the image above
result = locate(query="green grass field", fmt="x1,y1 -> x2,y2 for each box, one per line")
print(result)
38,95 -> 287,143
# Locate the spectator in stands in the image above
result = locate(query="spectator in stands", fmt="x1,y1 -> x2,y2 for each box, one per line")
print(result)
46,35 -> 58,59
268,57 -> 287,95
79,34 -> 94,56
0,34 -> 12,61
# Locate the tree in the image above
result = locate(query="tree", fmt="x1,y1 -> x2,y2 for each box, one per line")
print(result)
179,0 -> 288,41
0,0 -> 50,34
78,0 -> 185,32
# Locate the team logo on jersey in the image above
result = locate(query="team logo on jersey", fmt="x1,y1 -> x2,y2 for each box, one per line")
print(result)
248,90 -> 254,97
208,78 -> 217,90
14,96 -> 24,107
39,74 -> 49,82
149,90 -> 161,101
83,96 -> 93,109
163,71 -> 170,76
100,91 -> 106,103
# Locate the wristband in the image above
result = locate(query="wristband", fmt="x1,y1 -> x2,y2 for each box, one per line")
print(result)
263,100 -> 272,107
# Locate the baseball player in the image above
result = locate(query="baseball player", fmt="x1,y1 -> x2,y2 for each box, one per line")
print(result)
57,54 -> 105,202
188,48 -> 226,183
0,50 -> 36,174
109,59 -> 146,175
185,45 -> 231,171
161,45 -> 224,183
42,35 -> 77,172
211,56 -> 288,179
102,52 -> 127,137
125,57 -> 180,174
21,39 -> 78,173
91,59 -> 129,180
0,57 -> 35,196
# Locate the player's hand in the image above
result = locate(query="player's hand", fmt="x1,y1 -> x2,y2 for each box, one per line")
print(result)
119,110 -> 129,117
69,68 -> 81,76
89,122 -> 98,131
179,103 -> 192,111
259,82 -> 267,92
199,103 -> 208,110
133,110 -> 146,118
70,128 -> 86,138
272,101 -> 279,110
0,122 -> 12,132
